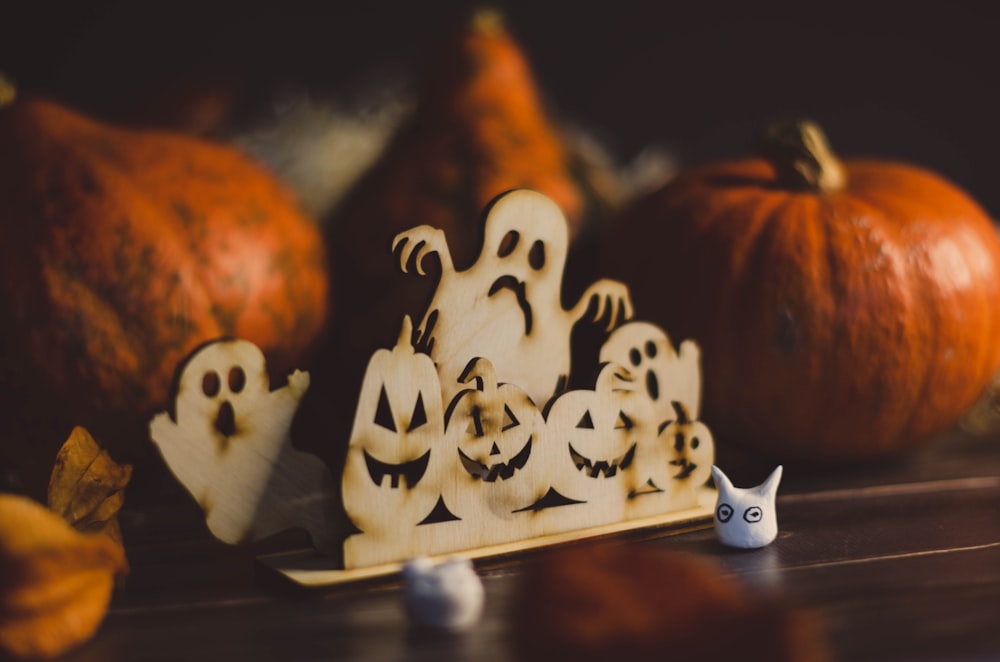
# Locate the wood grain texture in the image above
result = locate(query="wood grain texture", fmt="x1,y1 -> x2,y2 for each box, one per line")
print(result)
55,429 -> 1000,662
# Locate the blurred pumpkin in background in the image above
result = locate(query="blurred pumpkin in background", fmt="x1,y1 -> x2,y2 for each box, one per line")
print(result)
602,119 -> 1000,463
0,77 -> 330,499
317,8 -> 622,445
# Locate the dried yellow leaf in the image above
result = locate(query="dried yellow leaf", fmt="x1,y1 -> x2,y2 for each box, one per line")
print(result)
46,426 -> 132,544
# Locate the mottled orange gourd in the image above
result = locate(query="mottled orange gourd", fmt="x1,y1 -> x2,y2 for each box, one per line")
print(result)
0,92 -> 330,496
603,120 -> 1000,462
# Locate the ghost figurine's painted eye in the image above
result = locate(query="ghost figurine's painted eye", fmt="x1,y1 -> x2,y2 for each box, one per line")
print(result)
743,506 -> 763,523
716,503 -> 734,522
202,371 -> 221,397
228,366 -> 246,393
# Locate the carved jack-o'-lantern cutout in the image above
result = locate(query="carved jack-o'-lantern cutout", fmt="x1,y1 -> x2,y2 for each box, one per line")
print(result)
599,321 -> 702,420
342,317 -> 449,538
394,189 -> 632,407
544,363 -> 658,525
658,401 -> 715,510
444,357 -> 548,523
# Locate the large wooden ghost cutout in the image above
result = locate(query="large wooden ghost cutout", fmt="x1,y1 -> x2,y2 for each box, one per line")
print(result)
394,189 -> 633,406
149,339 -> 338,553
442,357 -> 549,545
600,321 -> 702,421
341,317 -> 457,566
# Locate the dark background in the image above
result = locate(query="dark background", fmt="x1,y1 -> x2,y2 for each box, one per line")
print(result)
2,0 -> 999,217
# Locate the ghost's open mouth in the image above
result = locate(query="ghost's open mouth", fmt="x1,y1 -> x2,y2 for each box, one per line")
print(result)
364,450 -> 431,488
569,442 -> 636,478
488,276 -> 533,335
458,439 -> 532,482
670,458 -> 697,480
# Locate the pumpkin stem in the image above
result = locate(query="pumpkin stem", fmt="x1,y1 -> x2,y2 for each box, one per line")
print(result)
757,119 -> 846,193
0,72 -> 16,109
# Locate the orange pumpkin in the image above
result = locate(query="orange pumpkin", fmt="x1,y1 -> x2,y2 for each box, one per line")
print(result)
0,87 -> 330,497
602,119 -> 1000,462
322,9 -> 617,429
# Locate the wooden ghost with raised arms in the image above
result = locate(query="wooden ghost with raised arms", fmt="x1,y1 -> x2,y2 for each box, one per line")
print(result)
600,321 -> 702,420
149,338 -> 338,553
342,317 -> 452,550
394,189 -> 633,406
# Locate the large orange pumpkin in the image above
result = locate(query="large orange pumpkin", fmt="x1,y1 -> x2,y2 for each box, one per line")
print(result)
602,119 -> 1000,462
0,85 -> 330,497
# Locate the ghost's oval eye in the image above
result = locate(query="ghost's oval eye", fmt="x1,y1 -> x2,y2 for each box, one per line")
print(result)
228,366 -> 246,393
498,231 -> 519,258
743,506 -> 763,523
528,240 -> 545,270
716,503 -> 734,523
202,371 -> 221,397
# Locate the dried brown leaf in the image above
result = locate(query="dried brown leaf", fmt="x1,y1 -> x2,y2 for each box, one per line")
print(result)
46,427 -> 132,544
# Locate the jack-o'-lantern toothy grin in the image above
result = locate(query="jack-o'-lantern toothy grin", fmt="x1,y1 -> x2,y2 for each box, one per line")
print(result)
670,457 -> 697,480
363,449 -> 431,488
458,439 -> 533,482
569,442 -> 636,478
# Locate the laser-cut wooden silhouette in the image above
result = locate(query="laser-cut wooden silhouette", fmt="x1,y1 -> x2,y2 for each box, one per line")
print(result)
393,189 -> 633,406
149,338 -> 338,553
660,401 -> 715,511
600,320 -> 702,420
341,316 -> 456,551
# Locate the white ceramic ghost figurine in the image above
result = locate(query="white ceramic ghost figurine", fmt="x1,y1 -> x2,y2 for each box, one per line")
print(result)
711,465 -> 783,549
149,339 -> 338,553
401,556 -> 485,631
393,189 -> 633,406
599,321 -> 702,420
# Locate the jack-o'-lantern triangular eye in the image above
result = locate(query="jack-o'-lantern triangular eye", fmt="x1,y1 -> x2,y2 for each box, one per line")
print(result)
407,393 -> 427,432
502,405 -> 519,431
615,411 -> 634,431
466,406 -> 485,438
576,411 -> 594,429
374,386 -> 396,432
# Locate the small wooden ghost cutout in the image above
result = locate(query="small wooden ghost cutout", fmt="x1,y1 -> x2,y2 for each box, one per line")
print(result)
394,189 -> 633,406
149,339 -> 338,552
599,321 -> 702,419
711,465 -> 783,549
402,556 -> 485,631
658,401 -> 715,510
342,317 -> 452,541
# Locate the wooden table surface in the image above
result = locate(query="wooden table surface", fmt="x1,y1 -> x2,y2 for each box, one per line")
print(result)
48,427 -> 1000,662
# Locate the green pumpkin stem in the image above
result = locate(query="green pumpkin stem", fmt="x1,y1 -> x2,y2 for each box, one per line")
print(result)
0,72 -> 16,109
757,119 -> 846,193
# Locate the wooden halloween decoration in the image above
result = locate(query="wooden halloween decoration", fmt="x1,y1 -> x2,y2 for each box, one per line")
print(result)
402,556 -> 485,631
443,358 -> 548,535
659,402 -> 715,510
395,189 -> 632,406
599,321 -> 702,420
325,9 -> 620,421
341,317 -> 454,562
542,363 -> 659,528
603,118 -> 1000,462
149,339 -> 338,553
0,86 -> 329,501
711,465 -> 782,549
